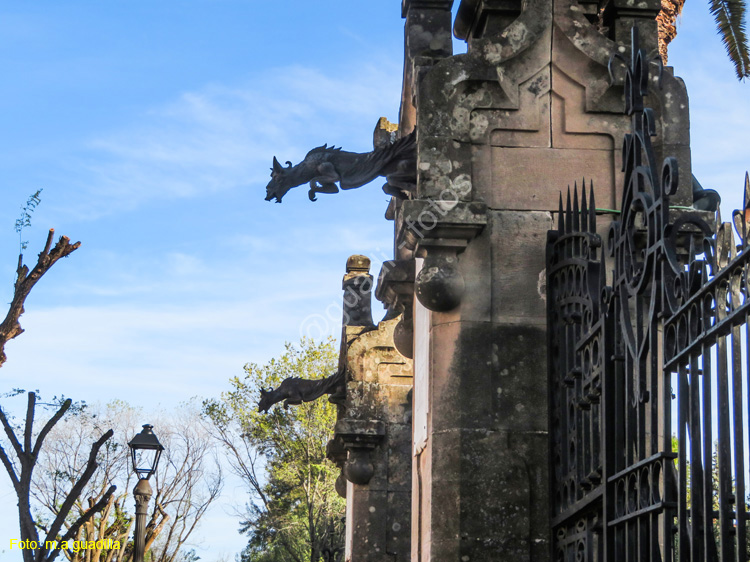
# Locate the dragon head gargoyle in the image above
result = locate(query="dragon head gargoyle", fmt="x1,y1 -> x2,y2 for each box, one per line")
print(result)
265,157 -> 298,203
258,387 -> 275,413
256,369 -> 347,413
263,131 -> 417,203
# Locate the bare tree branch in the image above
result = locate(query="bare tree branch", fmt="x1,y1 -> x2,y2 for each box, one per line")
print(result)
0,442 -> 20,490
45,485 -> 117,561
0,402 -> 25,459
44,429 -> 115,553
32,399 -> 72,458
0,228 -> 120,562
24,392 -> 36,458
0,229 -> 80,369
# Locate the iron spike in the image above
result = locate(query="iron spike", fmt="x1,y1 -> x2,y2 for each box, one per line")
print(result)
573,183 -> 580,232
558,192 -> 565,233
589,181 -> 596,233
581,182 -> 589,233
566,189 -> 573,234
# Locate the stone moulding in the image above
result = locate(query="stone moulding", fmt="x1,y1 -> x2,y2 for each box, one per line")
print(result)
329,310 -> 413,562
375,259 -> 416,314
409,0 -> 694,213
395,200 -> 487,311
376,259 -> 416,358
327,257 -> 413,494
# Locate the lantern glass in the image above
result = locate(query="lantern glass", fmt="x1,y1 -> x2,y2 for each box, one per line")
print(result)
128,424 -> 164,480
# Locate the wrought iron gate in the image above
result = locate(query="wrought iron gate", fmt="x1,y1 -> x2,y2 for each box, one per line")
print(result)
547,29 -> 749,562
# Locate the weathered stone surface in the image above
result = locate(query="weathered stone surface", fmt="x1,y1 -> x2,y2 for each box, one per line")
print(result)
331,256 -> 414,561
418,224 -> 493,326
408,309 -> 550,558
386,423 -> 413,491
373,117 -> 399,150
429,321 -> 496,432
400,0 -> 454,133
426,428 -> 543,561
376,259 -> 415,311
415,252 -> 465,311
376,259 -> 416,358
343,0 -> 696,557
488,146 -> 616,210
345,489 -> 389,561
397,200 -> 487,253
386,490 -> 411,559
490,210 -> 553,322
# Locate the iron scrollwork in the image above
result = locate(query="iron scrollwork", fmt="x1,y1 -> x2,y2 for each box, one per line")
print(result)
549,26 -> 749,561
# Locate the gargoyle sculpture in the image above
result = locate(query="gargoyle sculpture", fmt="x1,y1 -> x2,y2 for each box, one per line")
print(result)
258,367 -> 346,413
264,130 -> 416,203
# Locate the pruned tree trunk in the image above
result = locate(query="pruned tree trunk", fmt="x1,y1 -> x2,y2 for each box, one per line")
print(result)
657,0 -> 687,63
0,228 -> 80,369
0,230 -> 117,562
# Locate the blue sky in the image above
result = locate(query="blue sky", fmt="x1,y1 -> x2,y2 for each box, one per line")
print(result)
0,1 -> 748,559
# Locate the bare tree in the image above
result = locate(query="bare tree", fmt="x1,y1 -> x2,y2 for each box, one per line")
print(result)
32,402 -> 224,562
0,225 -> 127,562
31,401 -> 138,562
145,407 -> 224,562
0,198 -> 221,560
0,392 -> 116,562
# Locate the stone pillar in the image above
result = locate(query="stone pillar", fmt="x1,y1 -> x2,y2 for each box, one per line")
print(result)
392,0 -> 694,559
400,0 -> 454,134
329,256 -> 414,562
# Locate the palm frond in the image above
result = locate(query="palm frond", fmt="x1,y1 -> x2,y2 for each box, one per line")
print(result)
709,0 -> 750,79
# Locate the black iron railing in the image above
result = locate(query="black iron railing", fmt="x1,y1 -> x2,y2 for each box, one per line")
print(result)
547,27 -> 749,562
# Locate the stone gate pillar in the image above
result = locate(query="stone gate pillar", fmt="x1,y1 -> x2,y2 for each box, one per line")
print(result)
391,0 -> 693,560
328,255 -> 414,562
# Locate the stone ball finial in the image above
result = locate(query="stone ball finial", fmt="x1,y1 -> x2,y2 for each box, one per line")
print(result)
415,255 -> 465,312
393,317 -> 414,359
344,450 -> 375,485
346,255 -> 371,274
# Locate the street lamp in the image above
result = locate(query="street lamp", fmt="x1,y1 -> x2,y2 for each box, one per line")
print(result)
128,424 -> 164,562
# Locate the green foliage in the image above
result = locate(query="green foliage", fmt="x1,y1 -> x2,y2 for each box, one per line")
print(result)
203,338 -> 345,562
14,189 -> 43,253
671,436 -> 750,558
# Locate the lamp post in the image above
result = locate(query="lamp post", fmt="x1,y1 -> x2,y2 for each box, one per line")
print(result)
128,424 -> 164,562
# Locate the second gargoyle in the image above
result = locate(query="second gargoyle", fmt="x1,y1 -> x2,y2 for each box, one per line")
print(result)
257,367 -> 346,413
264,129 -> 416,203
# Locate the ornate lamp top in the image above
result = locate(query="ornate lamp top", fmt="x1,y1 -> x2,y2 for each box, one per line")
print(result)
128,424 -> 164,480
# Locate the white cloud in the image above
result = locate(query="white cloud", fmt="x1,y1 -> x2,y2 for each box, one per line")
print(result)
61,63 -> 401,219
1,300 -> 303,406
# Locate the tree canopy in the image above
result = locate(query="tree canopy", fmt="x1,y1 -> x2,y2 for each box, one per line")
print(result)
203,338 -> 345,562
